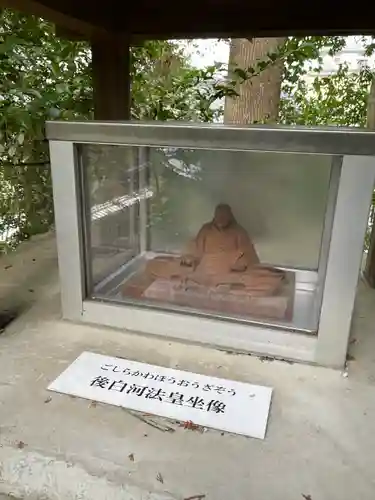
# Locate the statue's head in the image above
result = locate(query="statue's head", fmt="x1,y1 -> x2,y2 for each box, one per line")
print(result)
213,203 -> 235,229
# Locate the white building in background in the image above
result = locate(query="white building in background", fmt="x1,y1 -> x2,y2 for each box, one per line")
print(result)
305,36 -> 375,83
188,36 -> 375,80
182,37 -> 375,121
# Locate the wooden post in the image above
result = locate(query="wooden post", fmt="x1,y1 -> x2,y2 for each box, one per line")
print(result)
91,36 -> 131,120
363,79 -> 375,287
90,36 -> 133,277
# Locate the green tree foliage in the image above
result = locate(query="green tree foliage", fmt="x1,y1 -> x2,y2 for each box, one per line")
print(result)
280,65 -> 371,126
280,37 -> 374,127
131,42 -> 232,122
0,10 -> 233,251
0,9 -> 91,248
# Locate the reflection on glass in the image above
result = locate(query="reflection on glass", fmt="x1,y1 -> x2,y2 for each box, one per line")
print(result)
81,144 -> 143,286
81,144 -> 335,332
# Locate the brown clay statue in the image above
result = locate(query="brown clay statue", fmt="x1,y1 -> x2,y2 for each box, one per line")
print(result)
181,203 -> 259,271
144,203 -> 285,297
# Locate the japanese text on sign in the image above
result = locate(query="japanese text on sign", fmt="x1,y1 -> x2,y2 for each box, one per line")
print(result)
100,364 -> 236,396
91,375 -> 226,414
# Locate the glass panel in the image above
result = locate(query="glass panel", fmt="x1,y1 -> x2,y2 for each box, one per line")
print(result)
148,148 -> 332,269
81,144 -> 335,333
80,144 -> 143,287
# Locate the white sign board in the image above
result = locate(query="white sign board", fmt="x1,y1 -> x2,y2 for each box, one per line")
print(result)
48,352 -> 273,439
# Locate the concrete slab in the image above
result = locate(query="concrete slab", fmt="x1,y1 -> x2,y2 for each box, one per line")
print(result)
0,232 -> 58,317
1,233 -> 375,500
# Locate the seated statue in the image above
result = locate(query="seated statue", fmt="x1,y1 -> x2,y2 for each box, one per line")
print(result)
144,204 -> 285,297
182,203 -> 259,271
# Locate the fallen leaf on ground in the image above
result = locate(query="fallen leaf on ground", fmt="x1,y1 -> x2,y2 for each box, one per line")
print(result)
128,453 -> 135,462
184,495 -> 206,500
156,472 -> 164,484
180,420 -> 203,432
302,494 -> 312,500
44,396 -> 52,404
16,441 -> 26,449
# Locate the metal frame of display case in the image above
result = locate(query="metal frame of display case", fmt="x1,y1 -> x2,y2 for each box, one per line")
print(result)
46,121 -> 375,368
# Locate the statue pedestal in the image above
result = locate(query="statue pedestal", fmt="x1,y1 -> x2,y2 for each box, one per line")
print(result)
122,261 -> 295,321
143,276 -> 294,321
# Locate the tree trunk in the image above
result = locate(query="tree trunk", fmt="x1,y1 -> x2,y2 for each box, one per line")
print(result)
363,78 -> 375,287
224,38 -> 286,124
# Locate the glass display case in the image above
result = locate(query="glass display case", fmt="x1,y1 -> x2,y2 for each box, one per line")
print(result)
46,122 -> 375,368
